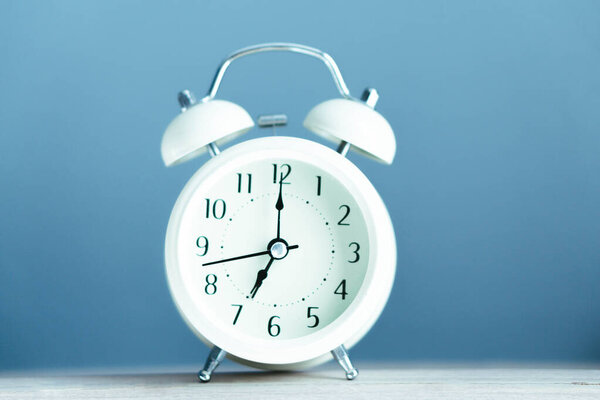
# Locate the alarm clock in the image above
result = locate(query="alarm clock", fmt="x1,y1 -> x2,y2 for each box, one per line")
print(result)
161,43 -> 396,382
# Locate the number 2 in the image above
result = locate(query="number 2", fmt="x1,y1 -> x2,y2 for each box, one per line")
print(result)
338,205 -> 350,226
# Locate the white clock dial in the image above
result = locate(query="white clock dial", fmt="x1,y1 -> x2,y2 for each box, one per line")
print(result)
177,158 -> 369,340
166,137 -> 396,367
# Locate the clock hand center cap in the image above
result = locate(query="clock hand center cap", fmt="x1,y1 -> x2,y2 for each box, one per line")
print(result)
268,240 -> 288,260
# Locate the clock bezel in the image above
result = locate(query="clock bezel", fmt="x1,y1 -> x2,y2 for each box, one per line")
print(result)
165,136 -> 396,367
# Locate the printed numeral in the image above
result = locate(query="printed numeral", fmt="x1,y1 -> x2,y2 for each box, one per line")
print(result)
338,205 -> 350,226
231,304 -> 243,325
205,199 -> 226,219
348,242 -> 360,263
316,176 -> 322,196
236,173 -> 252,193
334,279 -> 348,300
268,316 -> 281,337
205,274 -> 217,295
196,236 -> 209,256
307,307 -> 320,328
272,164 -> 291,184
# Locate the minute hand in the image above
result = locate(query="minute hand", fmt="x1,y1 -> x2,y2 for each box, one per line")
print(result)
202,250 -> 269,266
202,244 -> 299,267
275,177 -> 284,239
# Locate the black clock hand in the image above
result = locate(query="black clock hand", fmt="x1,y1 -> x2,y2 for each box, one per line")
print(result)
276,176 -> 284,239
202,244 -> 299,267
249,257 -> 275,299
202,250 -> 270,266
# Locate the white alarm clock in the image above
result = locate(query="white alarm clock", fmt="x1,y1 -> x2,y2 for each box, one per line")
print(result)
161,43 -> 396,382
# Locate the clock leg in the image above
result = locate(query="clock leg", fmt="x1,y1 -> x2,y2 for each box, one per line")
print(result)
198,346 -> 226,383
331,345 -> 359,380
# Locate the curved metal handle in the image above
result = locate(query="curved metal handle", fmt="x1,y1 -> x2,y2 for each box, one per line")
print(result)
204,43 -> 354,101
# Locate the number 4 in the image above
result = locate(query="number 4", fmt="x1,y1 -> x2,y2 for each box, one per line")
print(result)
334,280 -> 348,300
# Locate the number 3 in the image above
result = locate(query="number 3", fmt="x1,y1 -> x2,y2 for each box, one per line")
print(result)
348,242 -> 360,263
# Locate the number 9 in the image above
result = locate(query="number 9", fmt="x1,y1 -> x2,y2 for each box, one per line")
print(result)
196,235 -> 209,256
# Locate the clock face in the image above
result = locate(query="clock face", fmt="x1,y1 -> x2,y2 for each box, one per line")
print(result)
174,157 -> 369,340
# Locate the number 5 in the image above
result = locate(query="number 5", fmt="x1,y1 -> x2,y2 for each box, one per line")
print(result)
307,307 -> 319,328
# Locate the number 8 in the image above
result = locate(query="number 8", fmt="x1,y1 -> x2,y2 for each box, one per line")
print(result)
205,274 -> 217,295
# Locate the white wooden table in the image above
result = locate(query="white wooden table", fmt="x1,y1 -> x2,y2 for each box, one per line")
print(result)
1,364 -> 599,399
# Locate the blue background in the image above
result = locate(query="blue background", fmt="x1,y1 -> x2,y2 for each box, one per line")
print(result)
1,0 -> 599,370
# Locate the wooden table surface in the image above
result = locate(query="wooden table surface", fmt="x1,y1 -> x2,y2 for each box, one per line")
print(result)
1,364 -> 599,399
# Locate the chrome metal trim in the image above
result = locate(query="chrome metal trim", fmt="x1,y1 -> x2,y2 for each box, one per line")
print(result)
204,43 -> 354,101
198,346 -> 226,383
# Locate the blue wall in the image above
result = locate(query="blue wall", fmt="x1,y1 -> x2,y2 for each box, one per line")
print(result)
1,0 -> 599,370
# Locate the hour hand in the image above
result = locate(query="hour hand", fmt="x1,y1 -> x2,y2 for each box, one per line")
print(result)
249,257 -> 274,298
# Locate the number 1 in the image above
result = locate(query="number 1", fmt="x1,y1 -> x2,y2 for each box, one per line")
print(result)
316,176 -> 322,196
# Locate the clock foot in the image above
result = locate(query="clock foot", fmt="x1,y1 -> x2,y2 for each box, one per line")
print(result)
198,346 -> 226,383
331,345 -> 359,380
